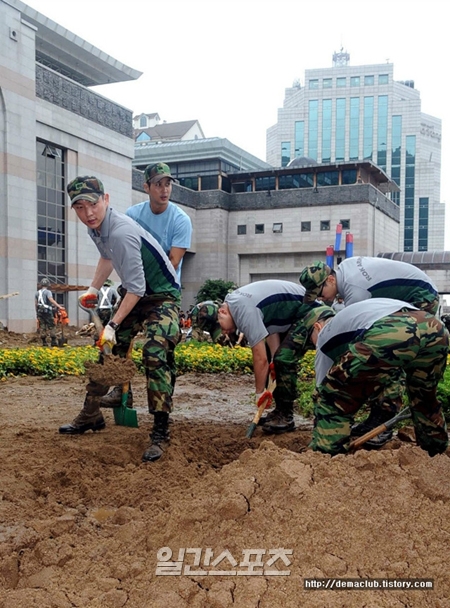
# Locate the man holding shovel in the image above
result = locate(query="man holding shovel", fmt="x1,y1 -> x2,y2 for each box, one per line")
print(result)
59,176 -> 181,463
217,280 -> 334,434
304,298 -> 448,457
100,162 -> 192,408
299,257 -> 440,448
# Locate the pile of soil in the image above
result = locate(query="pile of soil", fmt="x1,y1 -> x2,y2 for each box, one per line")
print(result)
1,345 -> 449,606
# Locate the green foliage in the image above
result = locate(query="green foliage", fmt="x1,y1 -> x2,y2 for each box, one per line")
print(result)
195,279 -> 237,304
2,344 -> 450,424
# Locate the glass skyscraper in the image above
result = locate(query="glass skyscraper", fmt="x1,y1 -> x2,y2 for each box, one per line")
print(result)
266,54 -> 443,251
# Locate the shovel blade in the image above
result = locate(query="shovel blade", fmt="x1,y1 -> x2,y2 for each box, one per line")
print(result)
113,405 -> 138,428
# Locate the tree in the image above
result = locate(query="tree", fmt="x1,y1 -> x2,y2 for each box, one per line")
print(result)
195,279 -> 237,304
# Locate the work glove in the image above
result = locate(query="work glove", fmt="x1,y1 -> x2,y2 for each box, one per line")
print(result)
96,323 -> 117,350
255,390 -> 273,410
78,286 -> 99,309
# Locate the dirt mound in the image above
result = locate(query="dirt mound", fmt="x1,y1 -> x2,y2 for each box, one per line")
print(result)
0,374 -> 449,607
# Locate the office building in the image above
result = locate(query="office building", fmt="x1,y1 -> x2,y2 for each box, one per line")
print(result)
266,52 -> 444,252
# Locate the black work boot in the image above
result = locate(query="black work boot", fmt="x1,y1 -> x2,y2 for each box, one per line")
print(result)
142,412 -> 170,462
99,385 -> 133,408
351,406 -> 394,448
59,395 -> 105,434
258,409 -> 279,426
262,403 -> 295,434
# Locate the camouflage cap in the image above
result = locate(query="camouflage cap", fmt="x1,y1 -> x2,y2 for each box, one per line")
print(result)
191,301 -> 222,341
299,261 -> 331,303
67,176 -> 105,205
302,304 -> 335,335
144,162 -> 175,184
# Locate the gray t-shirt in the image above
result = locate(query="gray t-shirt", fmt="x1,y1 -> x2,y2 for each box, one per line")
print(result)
88,207 -> 180,300
224,280 -> 312,347
315,298 -> 417,385
336,257 -> 438,308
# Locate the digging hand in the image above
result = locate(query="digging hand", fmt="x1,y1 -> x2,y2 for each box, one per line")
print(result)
78,286 -> 99,309
96,323 -> 117,351
255,390 -> 273,410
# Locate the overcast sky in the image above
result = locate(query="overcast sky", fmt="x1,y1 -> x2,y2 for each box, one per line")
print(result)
25,0 -> 450,245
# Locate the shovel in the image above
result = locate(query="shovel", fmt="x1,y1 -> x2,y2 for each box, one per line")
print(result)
246,374 -> 277,438
89,308 -> 138,428
348,407 -> 411,452
113,341 -> 138,428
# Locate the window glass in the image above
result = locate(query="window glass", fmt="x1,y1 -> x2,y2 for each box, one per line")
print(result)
323,78 -> 332,89
36,140 -> 66,304
272,223 -> 283,233
301,221 -> 311,232
320,220 -> 330,231
336,77 -> 346,87
350,76 -> 360,86
255,224 -> 265,234
340,219 -> 350,230
317,171 -> 339,186
379,74 -> 389,85
342,169 -> 357,184
237,225 -> 247,235
309,79 -> 319,89
364,75 -> 374,86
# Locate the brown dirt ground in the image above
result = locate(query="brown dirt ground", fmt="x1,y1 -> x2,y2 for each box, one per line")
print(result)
1,330 -> 450,607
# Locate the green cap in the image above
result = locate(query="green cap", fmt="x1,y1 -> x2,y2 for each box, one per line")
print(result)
67,176 -> 104,205
144,162 -> 175,184
191,301 -> 222,342
302,304 -> 335,334
299,261 -> 331,303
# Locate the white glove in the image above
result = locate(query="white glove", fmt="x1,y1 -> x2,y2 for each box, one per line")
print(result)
78,286 -> 99,309
98,323 -> 117,349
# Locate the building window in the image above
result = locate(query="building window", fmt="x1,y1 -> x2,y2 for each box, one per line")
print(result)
336,77 -> 346,87
139,115 -> 147,128
350,76 -> 360,87
317,171 -> 339,186
281,141 -> 291,167
379,74 -> 389,85
294,121 -> 305,157
255,176 -> 276,191
237,224 -> 247,235
272,223 -> 283,233
255,224 -> 265,234
335,98 -> 346,162
320,220 -> 330,231
322,99 -> 332,163
301,221 -> 311,232
340,219 -> 350,230
308,100 -> 318,160
342,169 -> 357,184
323,78 -> 332,89
309,79 -> 319,89
364,75 -> 374,86
36,140 -> 66,306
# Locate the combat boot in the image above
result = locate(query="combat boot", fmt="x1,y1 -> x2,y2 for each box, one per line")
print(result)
59,395 -> 105,434
262,400 -> 295,434
142,412 -> 170,462
351,406 -> 394,448
99,385 -> 133,408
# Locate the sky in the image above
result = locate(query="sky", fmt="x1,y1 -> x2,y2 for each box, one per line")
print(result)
24,0 -> 450,244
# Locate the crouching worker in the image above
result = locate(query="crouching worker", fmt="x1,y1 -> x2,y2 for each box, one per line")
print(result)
59,176 -> 181,463
218,280 -> 334,434
306,298 -> 449,457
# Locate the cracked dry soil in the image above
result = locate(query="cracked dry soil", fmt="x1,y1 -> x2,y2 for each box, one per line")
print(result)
0,337 -> 450,607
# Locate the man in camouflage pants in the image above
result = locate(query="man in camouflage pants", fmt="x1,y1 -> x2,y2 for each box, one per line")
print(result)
299,257 -> 440,448
305,298 -> 448,457
59,176 -> 181,463
218,281 -> 334,433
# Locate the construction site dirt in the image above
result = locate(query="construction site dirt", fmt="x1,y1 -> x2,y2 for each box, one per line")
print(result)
1,333 -> 449,607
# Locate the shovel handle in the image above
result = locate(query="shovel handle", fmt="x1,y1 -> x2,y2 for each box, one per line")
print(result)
246,375 -> 277,439
348,408 -> 411,452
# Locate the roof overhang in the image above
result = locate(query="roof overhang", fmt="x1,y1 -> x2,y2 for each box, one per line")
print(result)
13,0 -> 142,86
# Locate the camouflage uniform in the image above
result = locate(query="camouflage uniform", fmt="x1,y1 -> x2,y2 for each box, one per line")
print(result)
113,290 -> 180,413
189,301 -> 222,342
310,308 -> 449,457
300,259 -> 440,443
